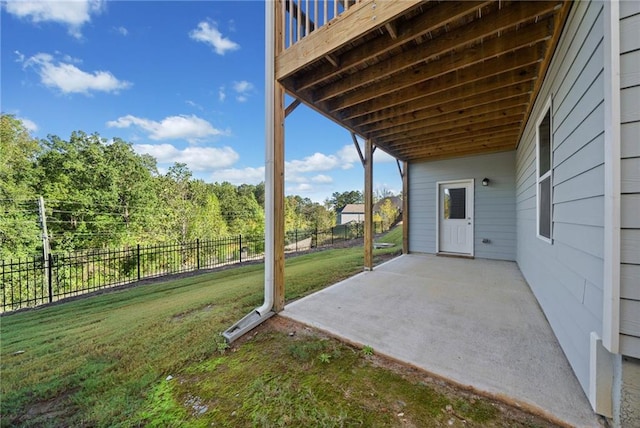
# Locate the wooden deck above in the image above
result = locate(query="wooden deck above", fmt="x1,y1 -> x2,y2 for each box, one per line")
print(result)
277,0 -> 572,162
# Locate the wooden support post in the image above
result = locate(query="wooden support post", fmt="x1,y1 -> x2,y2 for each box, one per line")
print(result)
364,139 -> 373,270
273,0 -> 286,312
402,161 -> 409,254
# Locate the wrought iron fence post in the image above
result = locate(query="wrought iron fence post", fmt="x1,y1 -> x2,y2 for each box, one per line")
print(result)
48,253 -> 53,303
239,235 -> 242,263
295,229 -> 298,252
197,239 -> 200,270
137,244 -> 141,281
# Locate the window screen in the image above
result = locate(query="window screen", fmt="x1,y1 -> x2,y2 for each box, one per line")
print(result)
539,177 -> 551,239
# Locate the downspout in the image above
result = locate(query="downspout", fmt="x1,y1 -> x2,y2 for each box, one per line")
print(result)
223,0 -> 276,342
257,0 -> 276,318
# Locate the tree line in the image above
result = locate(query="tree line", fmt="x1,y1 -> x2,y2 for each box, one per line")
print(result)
0,115 -> 354,259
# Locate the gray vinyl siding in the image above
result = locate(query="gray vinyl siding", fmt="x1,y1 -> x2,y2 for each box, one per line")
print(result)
408,151 -> 516,261
619,1 -> 640,358
515,0 -> 604,394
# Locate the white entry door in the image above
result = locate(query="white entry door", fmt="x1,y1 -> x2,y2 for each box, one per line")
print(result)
438,180 -> 474,255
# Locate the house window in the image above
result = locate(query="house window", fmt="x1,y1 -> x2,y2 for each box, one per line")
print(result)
537,104 -> 552,242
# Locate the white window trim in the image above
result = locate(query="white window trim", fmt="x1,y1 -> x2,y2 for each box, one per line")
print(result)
535,97 -> 553,244
602,0 -> 620,354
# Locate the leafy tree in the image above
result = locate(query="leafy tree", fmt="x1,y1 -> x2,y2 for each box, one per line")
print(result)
104,138 -> 160,245
0,115 -> 41,258
374,187 -> 395,203
373,198 -> 399,230
35,132 -> 159,250
212,182 -> 264,236
187,180 -> 227,240
284,195 -> 334,232
157,163 -> 194,242
326,190 -> 363,212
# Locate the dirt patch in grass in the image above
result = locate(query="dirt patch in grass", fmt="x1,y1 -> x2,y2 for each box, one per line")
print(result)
14,389 -> 79,428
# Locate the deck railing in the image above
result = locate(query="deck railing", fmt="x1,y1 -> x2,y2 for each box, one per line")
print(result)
284,0 -> 361,48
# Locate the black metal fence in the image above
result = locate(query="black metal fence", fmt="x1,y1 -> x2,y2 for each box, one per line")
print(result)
1,221 -> 385,312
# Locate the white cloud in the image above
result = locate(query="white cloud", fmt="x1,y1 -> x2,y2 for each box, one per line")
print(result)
185,100 -> 203,110
133,144 -> 239,171
312,174 -> 333,184
286,174 -> 308,184
286,152 -> 348,174
14,50 -> 25,63
233,80 -> 253,93
233,80 -> 253,102
218,86 -> 226,102
114,26 -> 128,36
17,116 -> 38,133
5,0 -> 104,38
189,21 -> 239,55
373,148 -> 396,163
60,53 -> 82,64
337,144 -> 361,164
107,114 -> 228,143
336,143 -> 396,167
289,183 -> 313,193
23,52 -> 131,95
211,166 -> 265,185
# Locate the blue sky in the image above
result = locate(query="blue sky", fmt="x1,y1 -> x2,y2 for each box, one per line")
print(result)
1,0 -> 401,202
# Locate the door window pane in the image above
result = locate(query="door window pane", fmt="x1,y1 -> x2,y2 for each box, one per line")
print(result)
444,188 -> 466,219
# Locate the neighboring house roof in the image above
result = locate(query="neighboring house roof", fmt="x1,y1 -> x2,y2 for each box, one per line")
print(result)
340,204 -> 365,214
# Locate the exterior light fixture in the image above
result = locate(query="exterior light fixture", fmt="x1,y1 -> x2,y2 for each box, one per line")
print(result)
482,178 -> 490,186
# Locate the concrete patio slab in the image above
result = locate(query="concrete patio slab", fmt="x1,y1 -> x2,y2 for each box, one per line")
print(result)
282,254 -> 601,427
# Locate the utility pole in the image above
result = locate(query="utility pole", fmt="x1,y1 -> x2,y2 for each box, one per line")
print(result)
38,196 -> 51,287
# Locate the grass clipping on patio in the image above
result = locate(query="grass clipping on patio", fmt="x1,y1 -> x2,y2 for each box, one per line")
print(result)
1,228 -> 553,427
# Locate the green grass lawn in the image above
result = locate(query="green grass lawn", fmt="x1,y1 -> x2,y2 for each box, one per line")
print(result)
1,228 -> 552,427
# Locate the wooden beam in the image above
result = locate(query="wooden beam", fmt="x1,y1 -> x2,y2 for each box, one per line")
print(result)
401,143 -> 516,163
390,127 -> 520,151
390,134 -> 519,160
397,139 -> 516,162
402,161 -> 409,254
368,104 -> 528,140
336,49 -> 541,120
327,39 -> 543,113
385,21 -> 398,39
367,90 -> 532,141
276,0 -> 425,80
324,53 -> 339,67
374,116 -> 523,146
352,66 -> 536,128
292,0 -> 491,91
313,7 -> 555,103
364,138 -> 373,270
273,0 -> 286,313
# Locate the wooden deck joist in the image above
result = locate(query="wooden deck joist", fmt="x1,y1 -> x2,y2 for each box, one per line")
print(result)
278,0 -> 572,162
